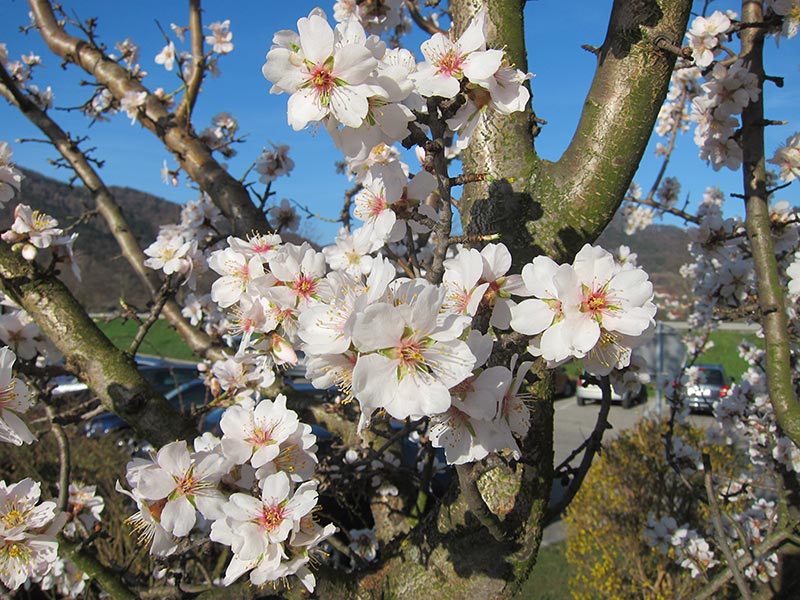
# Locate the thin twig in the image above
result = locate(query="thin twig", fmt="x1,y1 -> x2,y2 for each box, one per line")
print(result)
44,403 -> 70,512
546,376 -> 613,521
702,453 -> 753,600
403,0 -> 446,35
176,0 -> 206,123
129,278 -> 172,355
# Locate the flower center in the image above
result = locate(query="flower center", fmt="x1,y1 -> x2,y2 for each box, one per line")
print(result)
1,506 -> 26,529
294,275 -> 317,299
258,502 -> 286,532
436,49 -> 465,77
248,426 -> 275,447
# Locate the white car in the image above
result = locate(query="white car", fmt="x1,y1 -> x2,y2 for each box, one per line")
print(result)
576,373 -> 647,409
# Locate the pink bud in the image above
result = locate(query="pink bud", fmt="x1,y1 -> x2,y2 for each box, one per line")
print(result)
270,332 -> 297,366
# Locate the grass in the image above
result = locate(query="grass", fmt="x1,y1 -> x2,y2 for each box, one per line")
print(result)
516,542 -> 571,600
562,328 -> 762,384
693,329 -> 762,381
95,317 -> 196,361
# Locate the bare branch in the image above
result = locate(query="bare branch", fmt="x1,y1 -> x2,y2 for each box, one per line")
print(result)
0,240 -> 195,446
176,0 -> 206,123
0,60 -> 227,362
702,453 -> 753,600
27,0 -> 269,238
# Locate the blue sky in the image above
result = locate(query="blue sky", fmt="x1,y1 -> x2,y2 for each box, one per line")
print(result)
0,0 -> 798,244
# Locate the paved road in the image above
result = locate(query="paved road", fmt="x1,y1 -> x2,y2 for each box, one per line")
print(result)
542,393 -> 713,546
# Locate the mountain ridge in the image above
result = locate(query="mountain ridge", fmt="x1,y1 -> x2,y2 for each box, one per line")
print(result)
5,168 -> 693,311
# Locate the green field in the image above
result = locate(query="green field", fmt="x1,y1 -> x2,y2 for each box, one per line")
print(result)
95,317 -> 196,361
563,327 -> 761,383
516,542 -> 571,600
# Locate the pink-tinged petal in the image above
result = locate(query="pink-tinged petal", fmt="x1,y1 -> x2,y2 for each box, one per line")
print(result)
462,366 -> 510,420
287,89 -> 327,130
603,306 -> 654,337
489,298 -> 513,330
194,493 -> 226,522
351,353 -> 399,413
419,33 -> 453,64
393,371 -> 450,418
136,468 -> 176,500
418,70 -> 461,98
161,495 -> 196,537
26,502 -> 56,530
330,85 -> 369,128
573,244 -> 616,282
251,443 -> 281,469
0,348 -> 15,382
298,15 -> 334,65
261,471 -> 291,502
521,256 -> 559,297
0,410 -> 35,445
552,264 -> 581,305
537,320 -> 572,363
235,521 -> 270,559
405,284 -> 444,334
462,49 -> 503,83
501,274 -> 528,296
565,314 -> 601,357
424,339 -> 476,388
351,303 -> 403,351
612,268 -> 653,305
223,554 -> 256,586
510,298 -> 555,335
210,276 -> 243,308
226,492 -> 263,521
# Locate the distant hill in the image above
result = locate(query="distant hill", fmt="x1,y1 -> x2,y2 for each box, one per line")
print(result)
5,168 -> 182,311
597,211 -> 692,299
4,169 -> 693,311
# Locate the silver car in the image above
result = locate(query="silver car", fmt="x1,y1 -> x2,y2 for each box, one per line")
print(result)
680,364 -> 730,413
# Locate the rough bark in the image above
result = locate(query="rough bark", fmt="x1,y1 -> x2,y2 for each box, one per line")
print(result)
27,0 -> 270,239
0,242 -> 194,446
458,0 -> 693,265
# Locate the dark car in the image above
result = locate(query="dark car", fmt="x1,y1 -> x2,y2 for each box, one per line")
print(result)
680,364 -> 730,413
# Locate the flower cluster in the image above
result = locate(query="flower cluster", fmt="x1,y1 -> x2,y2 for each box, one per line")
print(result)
262,7 -> 530,175
509,244 -> 657,375
117,395 -> 333,592
0,478 -> 64,591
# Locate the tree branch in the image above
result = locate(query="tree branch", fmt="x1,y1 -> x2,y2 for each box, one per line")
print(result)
0,60 -> 227,362
0,241 -> 195,446
739,0 -> 800,446
27,0 -> 269,239
175,0 -> 206,123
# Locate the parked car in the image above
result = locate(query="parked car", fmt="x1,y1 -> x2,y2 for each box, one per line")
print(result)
53,357 -> 199,399
678,363 -> 730,413
576,373 -> 647,409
